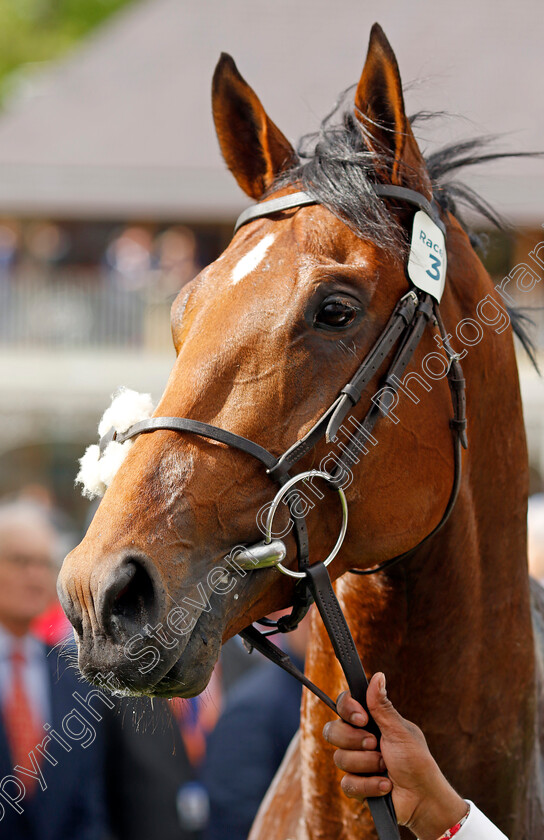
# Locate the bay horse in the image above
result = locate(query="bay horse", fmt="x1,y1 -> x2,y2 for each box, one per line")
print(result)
58,24 -> 544,840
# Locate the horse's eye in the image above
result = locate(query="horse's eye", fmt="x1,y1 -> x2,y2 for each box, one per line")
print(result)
314,298 -> 358,330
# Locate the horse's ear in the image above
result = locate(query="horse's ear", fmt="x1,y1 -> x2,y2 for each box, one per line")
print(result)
355,24 -> 432,197
212,53 -> 296,199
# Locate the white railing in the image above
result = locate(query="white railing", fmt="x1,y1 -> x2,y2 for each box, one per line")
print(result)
0,275 -> 543,356
0,275 -> 174,351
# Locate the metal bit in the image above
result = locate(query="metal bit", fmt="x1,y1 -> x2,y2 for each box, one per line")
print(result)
233,539 -> 287,570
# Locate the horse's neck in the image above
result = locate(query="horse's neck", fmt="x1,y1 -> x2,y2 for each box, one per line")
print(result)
300,315 -> 536,837
301,502 -> 535,839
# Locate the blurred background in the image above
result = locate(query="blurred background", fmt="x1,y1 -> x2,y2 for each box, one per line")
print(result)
0,0 -> 542,525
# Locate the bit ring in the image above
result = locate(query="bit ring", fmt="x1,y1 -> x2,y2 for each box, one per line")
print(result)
264,470 -> 348,579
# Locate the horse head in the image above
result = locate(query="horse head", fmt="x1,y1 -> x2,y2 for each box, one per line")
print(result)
57,24 -> 501,698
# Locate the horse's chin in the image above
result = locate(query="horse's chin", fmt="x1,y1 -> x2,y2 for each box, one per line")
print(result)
76,607 -> 222,699
143,619 -> 222,698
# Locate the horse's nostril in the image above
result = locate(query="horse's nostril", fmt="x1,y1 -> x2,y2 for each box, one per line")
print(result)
112,561 -> 155,624
99,556 -> 160,638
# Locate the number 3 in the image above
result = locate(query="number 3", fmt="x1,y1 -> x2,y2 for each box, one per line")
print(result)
426,253 -> 441,281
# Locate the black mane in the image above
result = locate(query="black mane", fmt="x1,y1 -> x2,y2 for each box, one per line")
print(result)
274,91 -> 538,365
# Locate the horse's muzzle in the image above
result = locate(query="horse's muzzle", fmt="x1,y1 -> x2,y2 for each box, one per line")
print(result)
57,549 -> 167,644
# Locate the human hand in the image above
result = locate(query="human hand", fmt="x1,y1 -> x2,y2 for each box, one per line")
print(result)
322,673 -> 467,840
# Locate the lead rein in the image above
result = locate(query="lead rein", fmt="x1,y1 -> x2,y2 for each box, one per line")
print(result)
240,561 -> 401,840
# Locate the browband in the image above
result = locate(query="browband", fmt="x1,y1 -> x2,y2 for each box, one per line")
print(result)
234,184 -> 445,235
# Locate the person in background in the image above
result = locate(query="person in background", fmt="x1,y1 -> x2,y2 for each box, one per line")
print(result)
323,673 -> 507,839
152,225 -> 200,300
104,696 -> 208,840
218,635 -> 263,696
15,485 -> 76,647
105,226 -> 153,292
202,610 -> 312,840
0,498 -> 107,840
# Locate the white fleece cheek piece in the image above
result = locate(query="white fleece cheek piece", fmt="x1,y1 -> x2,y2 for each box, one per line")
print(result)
76,387 -> 155,500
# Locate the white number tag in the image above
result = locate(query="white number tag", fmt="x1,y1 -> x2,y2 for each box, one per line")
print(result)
407,210 -> 447,302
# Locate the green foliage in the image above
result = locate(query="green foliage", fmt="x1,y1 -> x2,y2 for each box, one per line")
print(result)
0,0 -> 136,105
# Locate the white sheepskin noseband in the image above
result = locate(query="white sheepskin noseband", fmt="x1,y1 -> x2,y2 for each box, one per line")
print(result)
76,387 -> 154,499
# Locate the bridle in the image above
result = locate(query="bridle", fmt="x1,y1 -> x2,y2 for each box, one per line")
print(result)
99,184 -> 467,840
100,184 -> 467,607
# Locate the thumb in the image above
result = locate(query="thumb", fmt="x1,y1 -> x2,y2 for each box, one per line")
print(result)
366,673 -> 407,737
